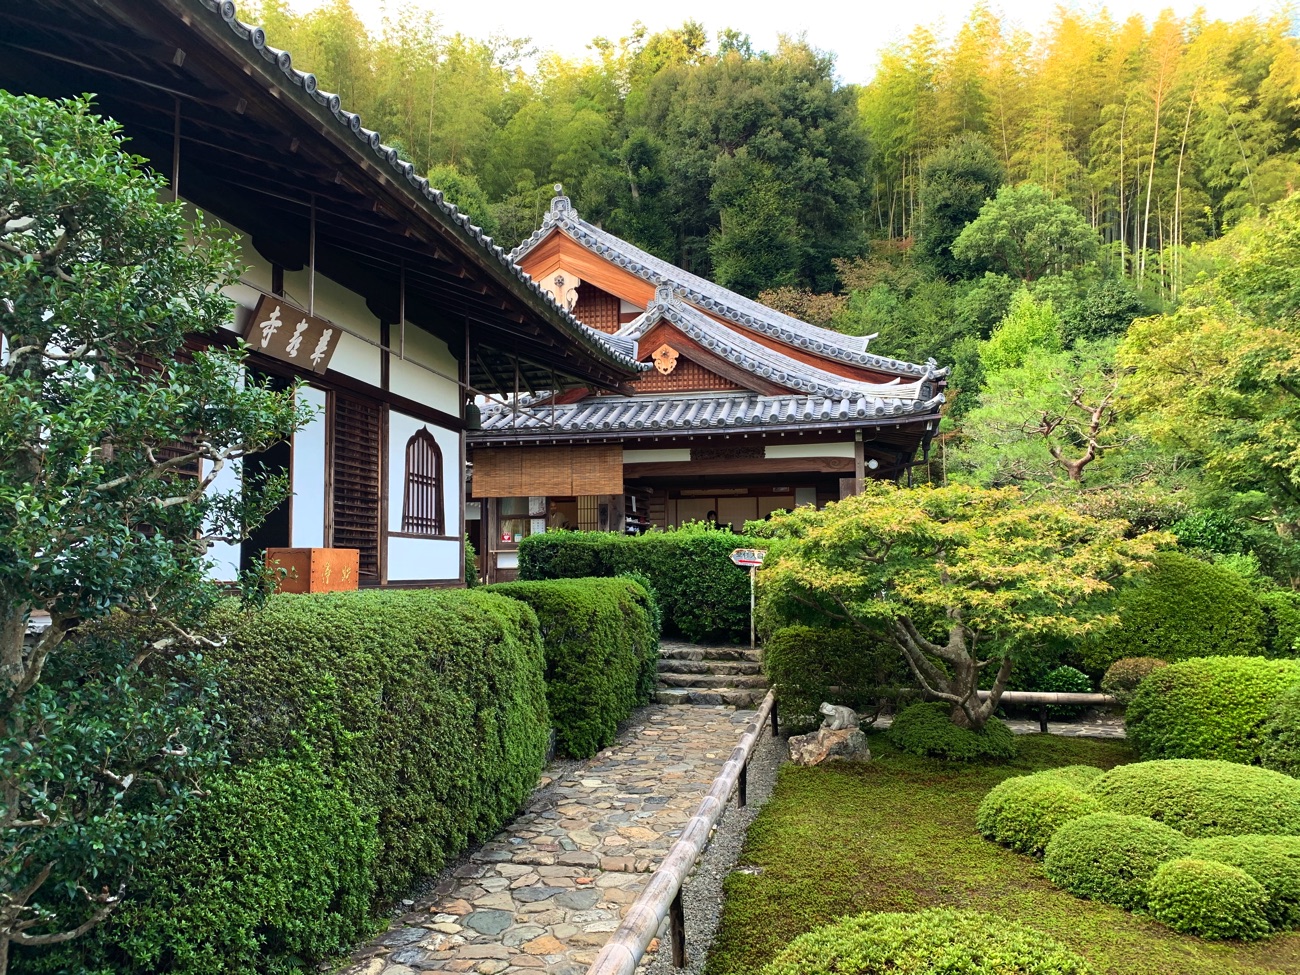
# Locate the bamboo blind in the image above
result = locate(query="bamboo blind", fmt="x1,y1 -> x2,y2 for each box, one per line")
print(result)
332,395 -> 382,579
472,445 -> 623,497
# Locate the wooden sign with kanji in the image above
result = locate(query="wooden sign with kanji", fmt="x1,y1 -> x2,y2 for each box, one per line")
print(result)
244,294 -> 343,374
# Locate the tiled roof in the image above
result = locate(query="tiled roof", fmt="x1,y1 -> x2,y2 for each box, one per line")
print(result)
476,388 -> 945,438
195,1 -> 646,376
626,287 -> 941,400
511,192 -> 944,379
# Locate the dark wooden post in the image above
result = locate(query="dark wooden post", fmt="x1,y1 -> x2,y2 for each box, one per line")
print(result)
670,888 -> 686,967
770,698 -> 779,737
738,761 -> 748,808
1039,705 -> 1049,734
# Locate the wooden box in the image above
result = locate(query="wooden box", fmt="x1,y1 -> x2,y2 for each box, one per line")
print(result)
265,547 -> 360,594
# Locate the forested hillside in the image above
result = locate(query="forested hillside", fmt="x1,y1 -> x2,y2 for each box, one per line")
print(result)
248,1 -> 1300,582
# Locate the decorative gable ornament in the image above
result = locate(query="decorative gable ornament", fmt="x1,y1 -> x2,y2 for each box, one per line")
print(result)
652,344 -> 680,375
542,269 -> 580,311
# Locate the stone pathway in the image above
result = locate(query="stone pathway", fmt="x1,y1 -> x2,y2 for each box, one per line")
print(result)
348,704 -> 758,975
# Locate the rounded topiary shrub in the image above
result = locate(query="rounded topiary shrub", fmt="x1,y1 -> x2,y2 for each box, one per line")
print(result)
1147,858 -> 1272,941
1042,765 -> 1105,787
1087,759 -> 1300,838
977,772 -> 1105,856
1083,551 -> 1265,671
1044,812 -> 1191,909
1188,835 -> 1300,929
1262,682 -> 1300,778
758,908 -> 1096,975
1100,657 -> 1168,705
1125,656 -> 1300,763
887,702 -> 1016,761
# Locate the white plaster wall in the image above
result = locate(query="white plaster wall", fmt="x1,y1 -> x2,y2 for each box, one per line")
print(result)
291,386 -> 328,548
765,442 -> 854,459
390,323 -> 460,415
386,409 -> 462,582
205,457 -> 243,582
623,448 -> 691,462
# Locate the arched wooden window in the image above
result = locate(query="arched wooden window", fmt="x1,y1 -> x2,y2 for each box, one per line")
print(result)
401,428 -> 444,536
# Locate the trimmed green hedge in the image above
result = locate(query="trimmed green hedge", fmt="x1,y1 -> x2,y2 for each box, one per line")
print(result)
109,757 -> 378,973
1086,759 -> 1300,838
1262,682 -> 1300,778
758,908 -> 1096,975
1083,551 -> 1266,672
1043,812 -> 1191,910
1100,656 -> 1167,705
1147,858 -> 1272,941
487,577 -> 659,758
518,526 -> 766,642
1188,835 -> 1300,929
1125,657 -> 1300,763
216,589 -> 550,901
886,702 -> 1016,761
977,771 -> 1105,856
763,625 -> 900,725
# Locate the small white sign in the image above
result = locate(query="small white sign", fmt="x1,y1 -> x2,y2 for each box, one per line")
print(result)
729,548 -> 767,567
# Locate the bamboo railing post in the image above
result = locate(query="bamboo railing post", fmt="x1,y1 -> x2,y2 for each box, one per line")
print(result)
1039,705 -> 1049,734
669,889 -> 686,967
770,698 -> 779,737
739,761 -> 748,808
586,691 -> 775,975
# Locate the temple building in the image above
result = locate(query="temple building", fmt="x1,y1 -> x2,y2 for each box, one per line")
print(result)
0,2 -> 642,587
469,191 -> 947,580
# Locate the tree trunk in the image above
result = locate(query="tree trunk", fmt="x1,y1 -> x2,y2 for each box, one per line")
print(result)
891,618 -> 1014,732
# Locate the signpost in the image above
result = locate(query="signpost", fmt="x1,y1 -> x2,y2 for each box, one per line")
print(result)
729,548 -> 767,651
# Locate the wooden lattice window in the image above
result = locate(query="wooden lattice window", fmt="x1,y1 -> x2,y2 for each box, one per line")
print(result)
401,428 -> 444,536
331,395 -> 382,579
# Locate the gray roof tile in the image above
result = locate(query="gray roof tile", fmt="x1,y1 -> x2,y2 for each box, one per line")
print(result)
511,193 -> 946,380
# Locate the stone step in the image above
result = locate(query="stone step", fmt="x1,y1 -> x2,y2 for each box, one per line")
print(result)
657,672 -> 769,689
656,659 -> 763,676
658,645 -> 762,663
655,686 -> 768,707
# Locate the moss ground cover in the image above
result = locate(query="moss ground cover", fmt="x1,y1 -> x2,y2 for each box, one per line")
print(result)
704,734 -> 1300,975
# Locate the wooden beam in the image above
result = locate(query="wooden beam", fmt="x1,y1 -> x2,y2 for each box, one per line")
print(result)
624,456 -> 856,478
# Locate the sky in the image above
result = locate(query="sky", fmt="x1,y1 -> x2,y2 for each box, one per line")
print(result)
287,0 -> 1281,84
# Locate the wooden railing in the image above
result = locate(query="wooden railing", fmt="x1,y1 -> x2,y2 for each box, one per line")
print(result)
978,689 -> 1118,733
586,690 -> 778,975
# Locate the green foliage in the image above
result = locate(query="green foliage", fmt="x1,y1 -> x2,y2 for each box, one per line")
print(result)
951,184 -> 1100,283
1187,836 -> 1300,930
886,702 -> 1017,761
465,534 -> 480,587
0,90 -> 308,962
486,578 -> 658,758
517,526 -> 763,642
1043,813 -> 1192,910
754,483 -> 1163,731
976,771 -> 1105,856
1124,657 -> 1300,764
762,625 -> 902,726
1060,277 -> 1154,345
1172,511 -> 1252,555
980,289 -> 1062,372
1041,765 -> 1105,787
1259,589 -> 1300,659
1085,552 -> 1267,672
758,908 -> 1097,975
916,135 -> 1004,279
215,589 -> 550,901
1100,657 -> 1168,705
1262,683 -> 1300,777
1087,759 -> 1300,838
1039,665 -> 1092,718
1147,859 -> 1272,941
104,757 -> 378,974
427,164 -> 499,238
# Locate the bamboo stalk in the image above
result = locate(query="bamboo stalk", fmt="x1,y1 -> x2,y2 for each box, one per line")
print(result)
586,690 -> 776,975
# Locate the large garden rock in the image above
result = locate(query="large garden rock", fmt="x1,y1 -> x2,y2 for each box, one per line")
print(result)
789,726 -> 871,766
